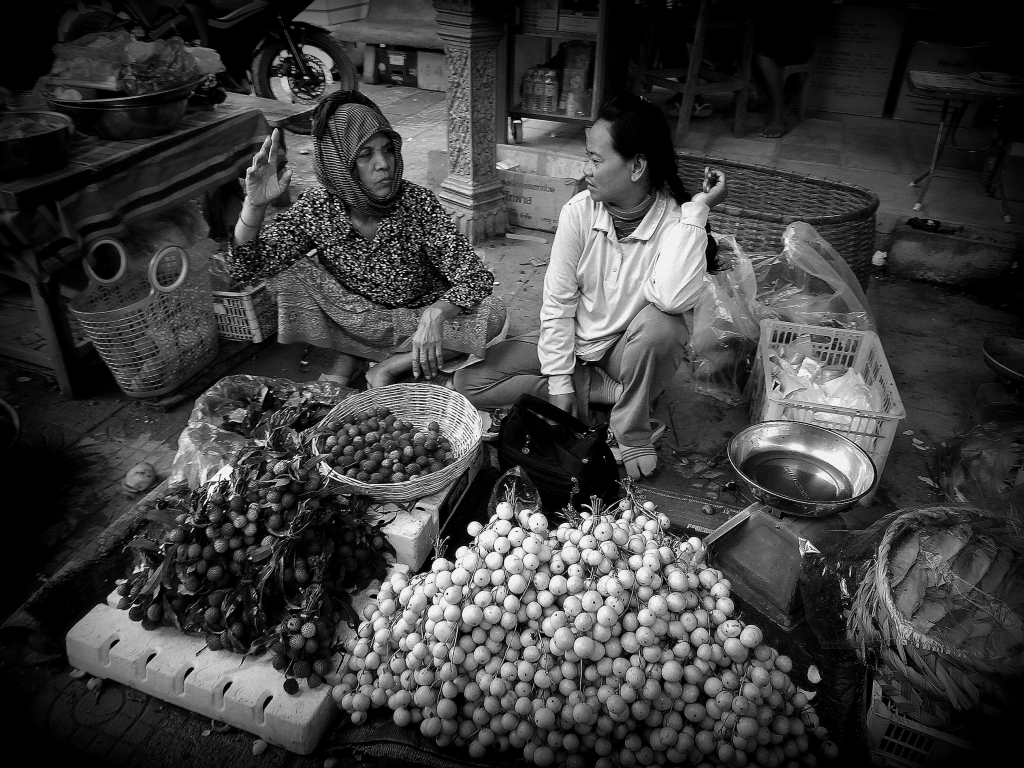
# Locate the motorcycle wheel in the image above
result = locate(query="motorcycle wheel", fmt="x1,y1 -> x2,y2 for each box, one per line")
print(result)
251,29 -> 358,134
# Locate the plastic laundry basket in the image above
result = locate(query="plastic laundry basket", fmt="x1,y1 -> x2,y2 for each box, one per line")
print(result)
70,238 -> 219,398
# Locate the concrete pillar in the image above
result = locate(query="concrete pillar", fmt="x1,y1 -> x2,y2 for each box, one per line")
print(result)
433,0 -> 508,243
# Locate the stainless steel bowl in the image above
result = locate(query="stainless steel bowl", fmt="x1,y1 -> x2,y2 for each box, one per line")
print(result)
727,421 -> 877,517
983,336 -> 1024,387
43,78 -> 200,140
0,110 -> 73,180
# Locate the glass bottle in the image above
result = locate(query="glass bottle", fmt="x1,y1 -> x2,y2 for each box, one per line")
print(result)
543,69 -> 559,114
522,67 -> 535,111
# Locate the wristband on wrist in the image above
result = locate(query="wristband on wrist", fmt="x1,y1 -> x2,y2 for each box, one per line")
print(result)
239,212 -> 262,229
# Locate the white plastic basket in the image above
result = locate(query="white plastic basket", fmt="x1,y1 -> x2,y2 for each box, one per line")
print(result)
748,320 -> 905,504
867,681 -> 973,767
212,283 -> 277,343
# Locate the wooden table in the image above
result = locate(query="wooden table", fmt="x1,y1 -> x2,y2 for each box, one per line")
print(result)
0,94 -> 312,398
905,70 -> 1024,223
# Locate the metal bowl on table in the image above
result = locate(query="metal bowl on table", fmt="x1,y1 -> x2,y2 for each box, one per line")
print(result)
727,421 -> 877,517
0,110 -> 73,180
43,78 -> 201,140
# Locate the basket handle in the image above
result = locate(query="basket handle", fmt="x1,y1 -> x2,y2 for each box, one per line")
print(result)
148,246 -> 190,293
84,238 -> 128,285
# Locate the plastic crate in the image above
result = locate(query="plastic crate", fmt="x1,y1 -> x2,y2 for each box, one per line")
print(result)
212,283 -> 277,343
749,320 -> 905,504
867,681 -> 973,767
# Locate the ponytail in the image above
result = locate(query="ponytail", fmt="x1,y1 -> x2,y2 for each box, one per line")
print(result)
597,93 -> 722,273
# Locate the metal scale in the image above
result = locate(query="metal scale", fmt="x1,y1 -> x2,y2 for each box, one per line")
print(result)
702,421 -> 878,629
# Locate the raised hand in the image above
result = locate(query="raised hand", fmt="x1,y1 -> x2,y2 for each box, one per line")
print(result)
691,167 -> 727,209
244,129 -> 292,207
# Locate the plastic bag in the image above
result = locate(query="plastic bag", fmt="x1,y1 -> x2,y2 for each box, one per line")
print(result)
769,340 -> 884,424
169,375 -> 351,489
209,253 -> 244,292
185,46 -> 225,76
689,235 -> 762,404
935,421 -> 1024,516
49,31 -> 131,85
752,222 -> 875,331
121,37 -> 200,95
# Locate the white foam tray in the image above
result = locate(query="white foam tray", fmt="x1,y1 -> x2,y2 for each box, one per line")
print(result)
67,598 -> 336,754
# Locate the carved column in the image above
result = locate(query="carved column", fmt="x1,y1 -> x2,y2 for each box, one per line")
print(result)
433,0 -> 507,243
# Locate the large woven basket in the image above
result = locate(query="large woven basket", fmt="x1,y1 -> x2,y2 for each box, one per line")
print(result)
309,384 -> 481,502
848,506 -> 1024,713
675,152 -> 880,288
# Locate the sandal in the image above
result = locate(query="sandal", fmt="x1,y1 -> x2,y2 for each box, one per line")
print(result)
609,419 -> 668,464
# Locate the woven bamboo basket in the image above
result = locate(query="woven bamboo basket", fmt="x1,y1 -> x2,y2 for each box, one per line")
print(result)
675,152 -> 880,288
309,384 -> 481,502
847,506 -> 1024,713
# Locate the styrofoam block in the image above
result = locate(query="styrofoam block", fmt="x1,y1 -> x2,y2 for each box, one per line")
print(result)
383,505 -> 437,572
66,603 -> 336,754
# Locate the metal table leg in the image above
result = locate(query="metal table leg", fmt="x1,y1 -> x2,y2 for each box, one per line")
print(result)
911,98 -> 951,210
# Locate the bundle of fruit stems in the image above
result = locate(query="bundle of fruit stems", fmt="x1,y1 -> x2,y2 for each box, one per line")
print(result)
336,477 -> 839,767
115,425 -> 395,694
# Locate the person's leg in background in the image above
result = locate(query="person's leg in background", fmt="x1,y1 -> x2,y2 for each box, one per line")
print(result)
600,305 -> 691,479
755,53 -> 787,138
453,332 -> 548,410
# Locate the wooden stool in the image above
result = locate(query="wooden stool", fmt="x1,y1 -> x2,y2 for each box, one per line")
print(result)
632,0 -> 755,143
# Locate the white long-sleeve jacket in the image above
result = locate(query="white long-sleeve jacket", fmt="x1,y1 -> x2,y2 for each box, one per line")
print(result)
539,190 -> 709,395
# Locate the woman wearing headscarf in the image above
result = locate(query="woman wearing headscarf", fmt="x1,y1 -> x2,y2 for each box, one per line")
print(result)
228,91 -> 507,388
455,93 -> 727,480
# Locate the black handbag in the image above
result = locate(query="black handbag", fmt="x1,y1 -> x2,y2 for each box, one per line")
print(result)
496,394 -> 620,511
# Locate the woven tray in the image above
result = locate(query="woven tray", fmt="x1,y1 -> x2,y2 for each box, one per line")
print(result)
847,506 -> 1024,712
676,152 -> 880,287
309,384 -> 481,502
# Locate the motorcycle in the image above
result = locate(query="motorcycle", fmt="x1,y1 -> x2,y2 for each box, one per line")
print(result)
56,1 -> 358,121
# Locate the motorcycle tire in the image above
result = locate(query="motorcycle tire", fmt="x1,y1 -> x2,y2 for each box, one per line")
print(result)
251,29 -> 358,135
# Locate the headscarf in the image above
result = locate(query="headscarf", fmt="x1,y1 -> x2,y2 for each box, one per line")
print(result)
312,91 -> 404,217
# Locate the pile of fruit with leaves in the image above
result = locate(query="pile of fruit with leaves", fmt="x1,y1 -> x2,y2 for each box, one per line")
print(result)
116,419 -> 396,695
334,475 -> 838,767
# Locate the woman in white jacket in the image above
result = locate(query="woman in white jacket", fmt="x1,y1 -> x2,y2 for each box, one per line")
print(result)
455,93 -> 727,479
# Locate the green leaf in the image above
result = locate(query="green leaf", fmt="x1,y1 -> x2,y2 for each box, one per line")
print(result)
249,545 -> 273,563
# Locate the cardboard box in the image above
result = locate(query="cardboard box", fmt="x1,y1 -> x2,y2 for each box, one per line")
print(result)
295,0 -> 369,26
416,50 -> 448,92
893,41 -> 989,125
496,145 -> 586,232
375,46 -> 417,87
558,12 -> 598,35
522,0 -> 559,34
807,5 -> 906,117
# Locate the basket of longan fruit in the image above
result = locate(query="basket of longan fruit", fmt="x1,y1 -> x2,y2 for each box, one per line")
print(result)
309,383 -> 481,501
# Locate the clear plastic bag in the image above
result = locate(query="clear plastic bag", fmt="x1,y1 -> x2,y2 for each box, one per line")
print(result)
169,375 -> 350,489
689,235 -> 762,404
752,222 -> 875,331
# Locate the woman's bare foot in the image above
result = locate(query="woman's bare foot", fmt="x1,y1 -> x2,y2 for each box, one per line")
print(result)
761,118 -> 786,138
328,353 -> 362,384
365,353 -> 410,388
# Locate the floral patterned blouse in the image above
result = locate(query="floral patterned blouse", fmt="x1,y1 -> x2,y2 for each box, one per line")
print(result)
227,182 -> 494,310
